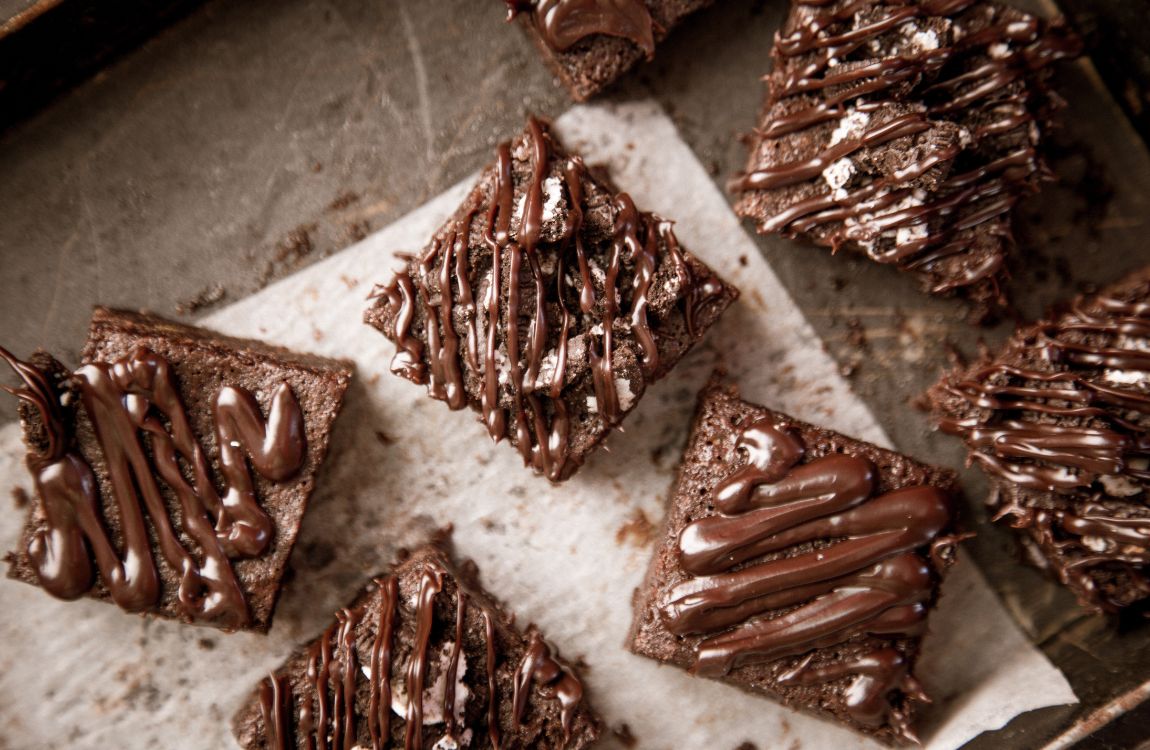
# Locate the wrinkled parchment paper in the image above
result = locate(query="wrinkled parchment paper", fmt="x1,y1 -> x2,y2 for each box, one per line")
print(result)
0,101 -> 1076,749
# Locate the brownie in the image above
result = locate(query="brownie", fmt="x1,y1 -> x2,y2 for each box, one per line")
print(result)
232,539 -> 601,749
731,0 -> 1079,322
1,307 -> 352,633
364,116 -> 737,481
503,0 -> 717,101
928,267 -> 1150,615
628,381 -> 962,745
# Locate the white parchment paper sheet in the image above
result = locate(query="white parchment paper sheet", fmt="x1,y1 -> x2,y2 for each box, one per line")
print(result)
0,100 -> 1075,749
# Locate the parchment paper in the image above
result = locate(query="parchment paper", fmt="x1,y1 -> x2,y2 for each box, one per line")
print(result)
0,100 -> 1076,749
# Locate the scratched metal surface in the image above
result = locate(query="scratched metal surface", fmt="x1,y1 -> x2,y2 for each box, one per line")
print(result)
0,0 -> 1148,747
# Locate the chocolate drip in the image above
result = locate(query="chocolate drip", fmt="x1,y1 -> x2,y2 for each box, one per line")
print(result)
442,589 -> 467,743
660,419 -> 948,734
482,609 -> 503,750
506,0 -> 656,58
368,576 -> 398,750
732,0 -> 1079,294
380,118 -> 706,480
0,346 -> 305,628
404,564 -> 444,750
512,631 -> 585,742
259,673 -> 293,750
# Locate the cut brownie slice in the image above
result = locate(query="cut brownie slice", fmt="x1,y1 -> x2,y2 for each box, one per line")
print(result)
232,539 -> 601,750
628,381 -> 961,744
928,266 -> 1150,615
364,116 -> 737,482
731,0 -> 1079,321
1,307 -> 352,633
503,0 -> 716,101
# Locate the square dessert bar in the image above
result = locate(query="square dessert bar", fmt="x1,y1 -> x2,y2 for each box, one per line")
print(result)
365,117 -> 737,481
629,382 -> 960,744
2,307 -> 352,633
233,540 -> 601,749
731,0 -> 1078,321
504,0 -> 717,101
929,266 -> 1150,615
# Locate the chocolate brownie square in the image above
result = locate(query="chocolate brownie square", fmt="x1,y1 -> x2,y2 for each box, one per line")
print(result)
1,307 -> 352,633
233,539 -> 601,749
503,0 -> 717,101
731,0 -> 1078,321
928,266 -> 1150,615
364,116 -> 737,481
628,381 -> 961,744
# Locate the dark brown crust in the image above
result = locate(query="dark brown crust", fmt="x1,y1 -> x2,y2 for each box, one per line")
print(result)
6,307 -> 353,633
628,379 -> 959,745
363,119 -> 738,480
509,0 -> 717,101
232,539 -> 602,749
927,266 -> 1150,615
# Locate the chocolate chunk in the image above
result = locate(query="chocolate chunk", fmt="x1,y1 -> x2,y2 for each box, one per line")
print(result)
364,116 -> 737,481
1,307 -> 353,633
628,380 -> 961,744
232,540 -> 601,749
928,266 -> 1150,615
504,0 -> 717,101
730,0 -> 1079,322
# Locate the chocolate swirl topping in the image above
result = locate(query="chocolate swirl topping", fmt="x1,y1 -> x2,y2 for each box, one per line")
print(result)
934,284 -> 1150,611
0,345 -> 306,629
506,0 -> 656,58
731,0 -> 1078,303
659,419 -> 951,740
374,117 -> 719,480
257,558 -> 588,749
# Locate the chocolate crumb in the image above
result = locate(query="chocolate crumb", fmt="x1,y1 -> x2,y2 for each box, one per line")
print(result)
615,508 -> 656,547
613,723 -> 638,747
11,487 -> 29,509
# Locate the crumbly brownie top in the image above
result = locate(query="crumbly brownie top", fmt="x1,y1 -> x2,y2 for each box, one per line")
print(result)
1,308 -> 351,632
630,383 -> 961,744
731,0 -> 1078,320
234,543 -> 601,750
929,266 -> 1150,613
365,117 -> 736,481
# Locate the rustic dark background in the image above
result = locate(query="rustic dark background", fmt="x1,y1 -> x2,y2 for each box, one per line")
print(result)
1,1 -> 1149,748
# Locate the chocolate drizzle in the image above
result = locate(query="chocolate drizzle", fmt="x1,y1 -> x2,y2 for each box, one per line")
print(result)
659,419 -> 949,739
731,0 -> 1079,301
252,557 -> 590,748
512,631 -> 585,742
375,117 -> 717,480
506,0 -> 656,58
0,345 -> 306,629
935,286 -> 1150,611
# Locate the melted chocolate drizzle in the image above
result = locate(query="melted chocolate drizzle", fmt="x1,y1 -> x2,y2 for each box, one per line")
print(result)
506,0 -> 656,58
0,346 -> 306,629
731,0 -> 1078,295
937,289 -> 1150,609
258,559 -> 588,748
379,118 -> 716,480
660,419 -> 949,738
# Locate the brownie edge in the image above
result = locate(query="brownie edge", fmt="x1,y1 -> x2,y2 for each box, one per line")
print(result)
628,380 -> 962,745
232,539 -> 602,749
